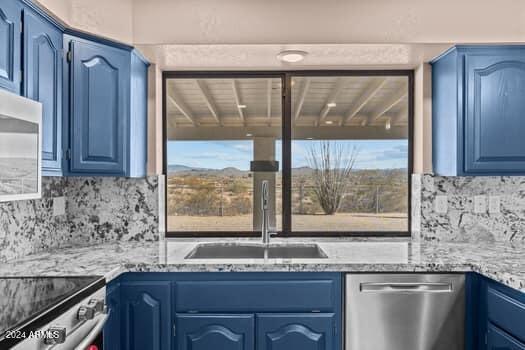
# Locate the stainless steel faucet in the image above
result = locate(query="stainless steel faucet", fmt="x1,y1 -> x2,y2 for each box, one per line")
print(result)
261,180 -> 274,245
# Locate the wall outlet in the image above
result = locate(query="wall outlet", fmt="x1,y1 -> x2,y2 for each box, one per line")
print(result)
434,195 -> 448,214
473,195 -> 487,214
53,197 -> 66,216
488,196 -> 501,214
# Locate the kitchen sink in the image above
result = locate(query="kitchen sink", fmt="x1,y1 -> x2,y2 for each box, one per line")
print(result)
185,243 -> 328,259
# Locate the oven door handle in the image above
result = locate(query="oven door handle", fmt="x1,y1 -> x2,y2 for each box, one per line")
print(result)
73,312 -> 110,350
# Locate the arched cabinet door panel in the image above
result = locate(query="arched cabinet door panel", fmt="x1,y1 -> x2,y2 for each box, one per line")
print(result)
23,8 -> 63,175
176,314 -> 254,350
465,54 -> 525,173
256,313 -> 336,350
0,0 -> 21,94
68,39 -> 130,175
121,282 -> 171,350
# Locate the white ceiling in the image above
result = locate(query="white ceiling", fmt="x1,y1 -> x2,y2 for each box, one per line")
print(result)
139,44 -> 451,70
166,76 -> 408,132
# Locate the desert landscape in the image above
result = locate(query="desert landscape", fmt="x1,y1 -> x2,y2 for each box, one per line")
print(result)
0,158 -> 38,195
167,165 -> 408,232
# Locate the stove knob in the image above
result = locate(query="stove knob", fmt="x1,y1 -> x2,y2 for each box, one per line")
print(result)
88,298 -> 105,313
43,326 -> 67,345
77,305 -> 96,321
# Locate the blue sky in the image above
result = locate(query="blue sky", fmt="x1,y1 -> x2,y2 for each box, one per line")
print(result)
167,140 -> 408,170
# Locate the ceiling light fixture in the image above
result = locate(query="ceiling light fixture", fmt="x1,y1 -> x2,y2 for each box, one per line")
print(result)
277,50 -> 308,63
327,102 -> 337,108
246,133 -> 253,137
385,118 -> 391,130
237,104 -> 247,109
325,120 -> 334,125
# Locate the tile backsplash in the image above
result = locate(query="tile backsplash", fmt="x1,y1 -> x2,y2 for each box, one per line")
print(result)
417,174 -> 525,242
0,176 -> 159,262
2,172 -> 522,261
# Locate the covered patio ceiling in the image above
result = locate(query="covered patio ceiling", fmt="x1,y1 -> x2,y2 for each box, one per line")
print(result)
166,76 -> 409,140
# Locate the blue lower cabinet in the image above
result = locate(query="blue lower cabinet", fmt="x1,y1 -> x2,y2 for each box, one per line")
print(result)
107,273 -> 342,350
476,275 -> 525,350
257,313 -> 337,350
120,281 -> 171,350
487,324 -> 525,350
175,314 -> 254,350
104,282 -> 121,349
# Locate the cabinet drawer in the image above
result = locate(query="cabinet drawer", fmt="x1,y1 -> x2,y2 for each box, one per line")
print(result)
175,279 -> 337,312
487,286 -> 525,342
488,323 -> 525,350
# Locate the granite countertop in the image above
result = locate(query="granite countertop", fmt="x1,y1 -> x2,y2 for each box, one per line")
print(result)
0,238 -> 523,292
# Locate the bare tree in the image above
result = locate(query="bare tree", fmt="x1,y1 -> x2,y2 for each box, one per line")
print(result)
307,141 -> 359,215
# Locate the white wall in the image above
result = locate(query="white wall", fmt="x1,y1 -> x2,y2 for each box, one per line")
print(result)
37,0 -> 525,46
132,0 -> 525,45
413,63 -> 433,174
36,0 -> 134,44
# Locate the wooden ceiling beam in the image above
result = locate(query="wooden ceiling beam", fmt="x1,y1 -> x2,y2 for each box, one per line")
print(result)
167,92 -> 198,126
391,105 -> 409,125
231,79 -> 245,125
342,78 -> 388,125
366,87 -> 407,125
195,79 -> 221,126
318,78 -> 345,126
294,78 -> 310,121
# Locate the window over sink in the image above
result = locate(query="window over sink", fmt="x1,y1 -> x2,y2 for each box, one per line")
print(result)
164,71 -> 413,236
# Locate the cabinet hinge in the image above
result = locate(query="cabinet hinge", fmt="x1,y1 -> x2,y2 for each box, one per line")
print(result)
66,51 -> 72,62
65,149 -> 71,160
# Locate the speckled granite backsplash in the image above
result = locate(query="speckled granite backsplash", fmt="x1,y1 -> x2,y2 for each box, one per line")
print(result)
0,176 -> 159,262
417,174 -> 525,242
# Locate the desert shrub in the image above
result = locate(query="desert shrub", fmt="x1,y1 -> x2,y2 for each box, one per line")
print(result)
181,187 -> 220,216
307,141 -> 359,215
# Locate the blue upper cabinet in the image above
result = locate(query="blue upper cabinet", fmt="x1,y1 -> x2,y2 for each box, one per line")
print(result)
64,35 -> 149,177
176,314 -> 255,350
0,0 -> 21,94
67,36 -> 129,176
23,6 -> 63,175
432,46 -> 525,175
120,281 -> 171,350
0,1 -> 148,177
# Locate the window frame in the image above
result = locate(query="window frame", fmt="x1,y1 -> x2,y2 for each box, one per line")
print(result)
163,70 -> 414,238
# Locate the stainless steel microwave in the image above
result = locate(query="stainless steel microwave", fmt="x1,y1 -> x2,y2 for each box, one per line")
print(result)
0,89 -> 42,202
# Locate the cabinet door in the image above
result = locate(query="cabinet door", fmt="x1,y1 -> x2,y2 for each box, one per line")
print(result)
121,281 -> 171,350
68,38 -> 129,175
104,282 -> 121,350
487,324 -> 525,350
256,313 -> 336,350
0,0 -> 21,93
23,9 -> 63,175
465,53 -> 525,174
176,314 -> 254,350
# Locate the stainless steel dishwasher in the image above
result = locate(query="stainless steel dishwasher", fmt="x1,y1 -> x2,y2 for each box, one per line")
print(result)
345,273 -> 465,350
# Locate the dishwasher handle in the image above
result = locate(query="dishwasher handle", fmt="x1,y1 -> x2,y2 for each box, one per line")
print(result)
360,282 -> 452,293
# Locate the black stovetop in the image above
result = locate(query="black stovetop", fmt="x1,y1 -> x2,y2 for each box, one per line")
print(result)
0,276 -> 104,340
